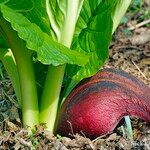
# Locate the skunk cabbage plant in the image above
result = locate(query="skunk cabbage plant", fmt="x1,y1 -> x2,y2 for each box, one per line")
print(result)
0,0 -> 137,138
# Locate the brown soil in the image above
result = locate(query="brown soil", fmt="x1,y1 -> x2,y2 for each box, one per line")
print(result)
0,1 -> 150,149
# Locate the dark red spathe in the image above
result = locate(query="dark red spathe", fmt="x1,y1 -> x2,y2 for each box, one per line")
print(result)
57,68 -> 150,139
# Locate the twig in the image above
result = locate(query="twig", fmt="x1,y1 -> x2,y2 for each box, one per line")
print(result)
17,138 -> 32,148
80,130 -> 86,138
3,90 -> 19,108
128,19 -> 150,31
67,120 -> 75,136
92,131 -> 113,142
132,60 -> 148,80
115,45 -> 143,51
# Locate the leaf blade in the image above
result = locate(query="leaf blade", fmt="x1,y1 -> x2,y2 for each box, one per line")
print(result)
66,0 -> 117,82
0,5 -> 89,66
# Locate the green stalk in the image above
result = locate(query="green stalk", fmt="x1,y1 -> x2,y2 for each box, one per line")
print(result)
39,65 -> 65,131
124,116 -> 133,139
112,0 -> 132,34
40,0 -> 84,132
0,14 -> 39,128
0,48 -> 21,106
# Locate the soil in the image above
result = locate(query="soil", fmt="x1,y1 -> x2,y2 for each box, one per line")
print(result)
0,1 -> 150,150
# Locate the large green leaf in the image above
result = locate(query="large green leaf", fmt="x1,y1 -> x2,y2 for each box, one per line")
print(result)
0,0 -> 50,34
0,0 -> 84,42
0,5 -> 89,66
66,0 -> 118,85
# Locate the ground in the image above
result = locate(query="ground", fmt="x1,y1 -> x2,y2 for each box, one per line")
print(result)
0,0 -> 150,149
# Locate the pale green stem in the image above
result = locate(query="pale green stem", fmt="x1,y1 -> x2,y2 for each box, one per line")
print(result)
59,1 -> 84,47
0,15 -> 39,128
40,0 -> 84,132
124,116 -> 133,140
112,0 -> 132,34
39,65 -> 65,130
0,48 -> 21,106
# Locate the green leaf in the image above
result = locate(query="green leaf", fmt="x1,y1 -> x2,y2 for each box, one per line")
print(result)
0,5 -> 89,66
66,0 -> 117,85
0,0 -> 51,34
